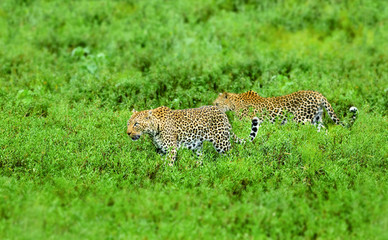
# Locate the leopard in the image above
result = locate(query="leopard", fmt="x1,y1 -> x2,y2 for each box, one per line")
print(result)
213,90 -> 358,141
126,105 -> 245,166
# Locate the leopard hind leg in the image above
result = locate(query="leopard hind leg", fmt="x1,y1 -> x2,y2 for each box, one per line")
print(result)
312,105 -> 325,132
190,141 -> 204,166
191,141 -> 203,157
211,133 -> 231,154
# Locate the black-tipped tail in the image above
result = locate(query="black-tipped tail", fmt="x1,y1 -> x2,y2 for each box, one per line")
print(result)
250,117 -> 260,142
348,106 -> 358,127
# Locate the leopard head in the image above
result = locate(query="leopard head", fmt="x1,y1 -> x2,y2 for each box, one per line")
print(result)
213,92 -> 236,112
126,109 -> 158,141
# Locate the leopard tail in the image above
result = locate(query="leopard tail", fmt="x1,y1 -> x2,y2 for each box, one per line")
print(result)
321,97 -> 358,127
249,117 -> 260,142
231,132 -> 246,144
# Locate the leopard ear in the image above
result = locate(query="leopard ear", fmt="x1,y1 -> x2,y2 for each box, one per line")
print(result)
218,92 -> 222,96
145,110 -> 153,120
132,108 -> 137,113
224,93 -> 228,99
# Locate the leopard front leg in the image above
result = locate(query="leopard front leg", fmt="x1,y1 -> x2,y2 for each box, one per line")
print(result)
161,134 -> 178,166
167,145 -> 178,166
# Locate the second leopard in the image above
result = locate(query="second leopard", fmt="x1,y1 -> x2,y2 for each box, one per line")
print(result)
213,90 -> 358,141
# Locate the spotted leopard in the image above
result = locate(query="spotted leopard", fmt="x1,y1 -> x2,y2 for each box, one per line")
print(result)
127,106 -> 245,165
213,90 -> 358,141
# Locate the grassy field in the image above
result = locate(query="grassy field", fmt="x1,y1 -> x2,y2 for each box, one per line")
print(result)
1,0 -> 387,239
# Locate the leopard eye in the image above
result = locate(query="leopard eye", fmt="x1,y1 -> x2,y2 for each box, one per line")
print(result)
134,122 -> 139,127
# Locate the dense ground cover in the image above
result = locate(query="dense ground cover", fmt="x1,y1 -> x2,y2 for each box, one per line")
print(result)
1,0 -> 387,239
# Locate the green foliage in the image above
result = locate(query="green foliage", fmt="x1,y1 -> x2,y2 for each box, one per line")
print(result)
0,0 -> 387,239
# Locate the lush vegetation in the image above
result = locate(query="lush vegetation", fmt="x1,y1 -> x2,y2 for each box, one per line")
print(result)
1,0 -> 387,239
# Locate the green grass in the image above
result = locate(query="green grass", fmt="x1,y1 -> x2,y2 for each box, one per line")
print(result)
1,0 -> 387,239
